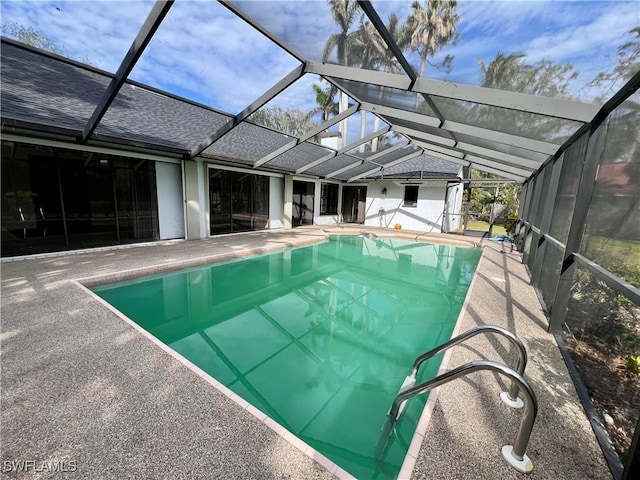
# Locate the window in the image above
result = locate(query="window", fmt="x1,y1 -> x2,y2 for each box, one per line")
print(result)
403,185 -> 419,207
1,141 -> 159,257
209,168 -> 270,235
320,183 -> 339,215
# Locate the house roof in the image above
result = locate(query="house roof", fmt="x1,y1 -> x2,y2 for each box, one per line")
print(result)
0,1 -> 615,184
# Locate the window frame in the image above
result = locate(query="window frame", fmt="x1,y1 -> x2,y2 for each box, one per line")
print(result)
403,185 -> 419,208
320,182 -> 339,215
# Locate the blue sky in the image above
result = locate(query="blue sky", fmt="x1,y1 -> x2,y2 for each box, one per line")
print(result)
1,0 -> 638,129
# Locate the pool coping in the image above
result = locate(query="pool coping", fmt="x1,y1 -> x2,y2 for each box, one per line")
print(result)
73,231 -> 484,480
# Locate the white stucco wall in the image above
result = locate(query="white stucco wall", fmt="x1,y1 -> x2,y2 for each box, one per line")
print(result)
443,182 -> 463,233
156,161 -> 185,239
183,160 -> 206,240
269,176 -> 284,229
363,180 -> 449,232
314,179 -> 342,226
290,178 -> 342,226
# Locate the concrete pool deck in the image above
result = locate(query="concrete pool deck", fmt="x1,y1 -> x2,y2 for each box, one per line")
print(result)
1,226 -> 611,479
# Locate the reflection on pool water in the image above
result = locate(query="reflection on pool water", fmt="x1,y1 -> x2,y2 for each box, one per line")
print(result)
92,235 -> 481,479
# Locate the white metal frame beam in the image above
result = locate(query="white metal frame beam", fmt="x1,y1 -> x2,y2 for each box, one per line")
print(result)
81,1 -> 174,143
408,131 -> 541,170
442,120 -> 559,155
392,126 -> 456,148
296,126 -> 391,174
305,62 -> 599,123
347,150 -> 423,182
457,143 -> 543,170
364,139 -> 410,162
190,64 -> 304,158
415,148 -> 470,167
471,164 -> 527,181
411,139 -> 464,158
466,154 -> 534,176
253,104 -> 359,168
325,160 -> 365,179
339,126 -> 390,154
361,102 -> 560,156
360,102 -> 441,127
295,152 -> 339,174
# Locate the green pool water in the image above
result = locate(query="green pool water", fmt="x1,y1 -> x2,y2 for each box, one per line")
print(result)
92,235 -> 481,479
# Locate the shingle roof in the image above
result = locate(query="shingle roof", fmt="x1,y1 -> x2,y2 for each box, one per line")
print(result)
2,42 -> 231,152
370,154 -> 461,179
1,42 -> 110,131
1,40 -> 462,180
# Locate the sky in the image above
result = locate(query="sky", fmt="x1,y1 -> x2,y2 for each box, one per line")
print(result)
1,0 -> 638,141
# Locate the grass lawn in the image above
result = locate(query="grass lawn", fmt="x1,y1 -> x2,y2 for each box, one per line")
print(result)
453,220 -> 508,236
582,235 -> 640,266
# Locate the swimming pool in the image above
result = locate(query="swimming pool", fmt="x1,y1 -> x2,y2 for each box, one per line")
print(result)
91,235 -> 481,479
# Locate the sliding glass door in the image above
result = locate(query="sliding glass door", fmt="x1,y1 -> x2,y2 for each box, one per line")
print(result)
208,168 -> 270,235
1,141 -> 159,257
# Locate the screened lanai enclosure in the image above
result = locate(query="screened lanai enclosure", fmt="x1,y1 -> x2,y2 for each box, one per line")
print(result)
0,0 -> 639,478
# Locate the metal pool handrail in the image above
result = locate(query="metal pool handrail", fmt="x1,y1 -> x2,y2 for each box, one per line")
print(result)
410,325 -> 528,408
389,360 -> 538,473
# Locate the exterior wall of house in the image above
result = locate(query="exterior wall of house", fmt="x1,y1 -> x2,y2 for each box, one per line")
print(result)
443,182 -> 464,233
0,138 -> 163,257
0,136 -> 463,258
269,176 -> 285,229
156,161 -> 185,240
183,160 -> 204,240
313,180 -> 342,226
289,177 -> 343,226
363,180 -> 450,232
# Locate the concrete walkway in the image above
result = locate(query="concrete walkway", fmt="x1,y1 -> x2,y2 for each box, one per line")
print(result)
1,227 -> 611,479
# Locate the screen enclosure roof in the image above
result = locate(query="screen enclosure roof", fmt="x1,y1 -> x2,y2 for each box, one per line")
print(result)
1,0 -> 636,183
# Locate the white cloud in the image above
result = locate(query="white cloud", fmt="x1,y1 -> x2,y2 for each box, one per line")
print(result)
1,0 -> 155,71
2,0 -> 637,118
128,0 -> 302,113
423,0 -> 638,99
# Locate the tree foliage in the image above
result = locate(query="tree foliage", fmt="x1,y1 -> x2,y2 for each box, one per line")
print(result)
479,51 -> 578,97
2,21 -> 66,55
1,21 -> 93,65
467,170 -> 522,215
405,0 -> 459,76
587,26 -> 640,100
249,107 -> 318,138
311,82 -> 339,122
322,0 -> 359,66
474,51 -> 581,144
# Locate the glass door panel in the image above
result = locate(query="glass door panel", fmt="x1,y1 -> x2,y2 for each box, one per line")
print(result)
252,175 -> 270,230
231,172 -> 252,233
293,180 -> 314,226
61,156 -> 117,249
210,169 -> 232,234
1,144 -> 67,255
209,168 -> 271,235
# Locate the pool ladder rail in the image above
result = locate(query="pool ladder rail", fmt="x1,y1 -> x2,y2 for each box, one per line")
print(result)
379,325 -> 537,474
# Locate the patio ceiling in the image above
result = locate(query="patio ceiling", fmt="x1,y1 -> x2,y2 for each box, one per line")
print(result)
0,0 -> 615,184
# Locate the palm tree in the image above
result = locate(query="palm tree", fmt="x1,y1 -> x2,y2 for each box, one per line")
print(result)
311,82 -> 339,122
347,13 -> 409,152
477,51 -> 579,143
323,0 -> 359,148
349,16 -> 384,151
479,52 -> 532,91
370,13 -> 406,152
405,0 -> 459,77
322,0 -> 359,65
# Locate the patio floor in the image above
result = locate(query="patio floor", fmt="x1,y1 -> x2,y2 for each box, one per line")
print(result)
1,226 -> 611,479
